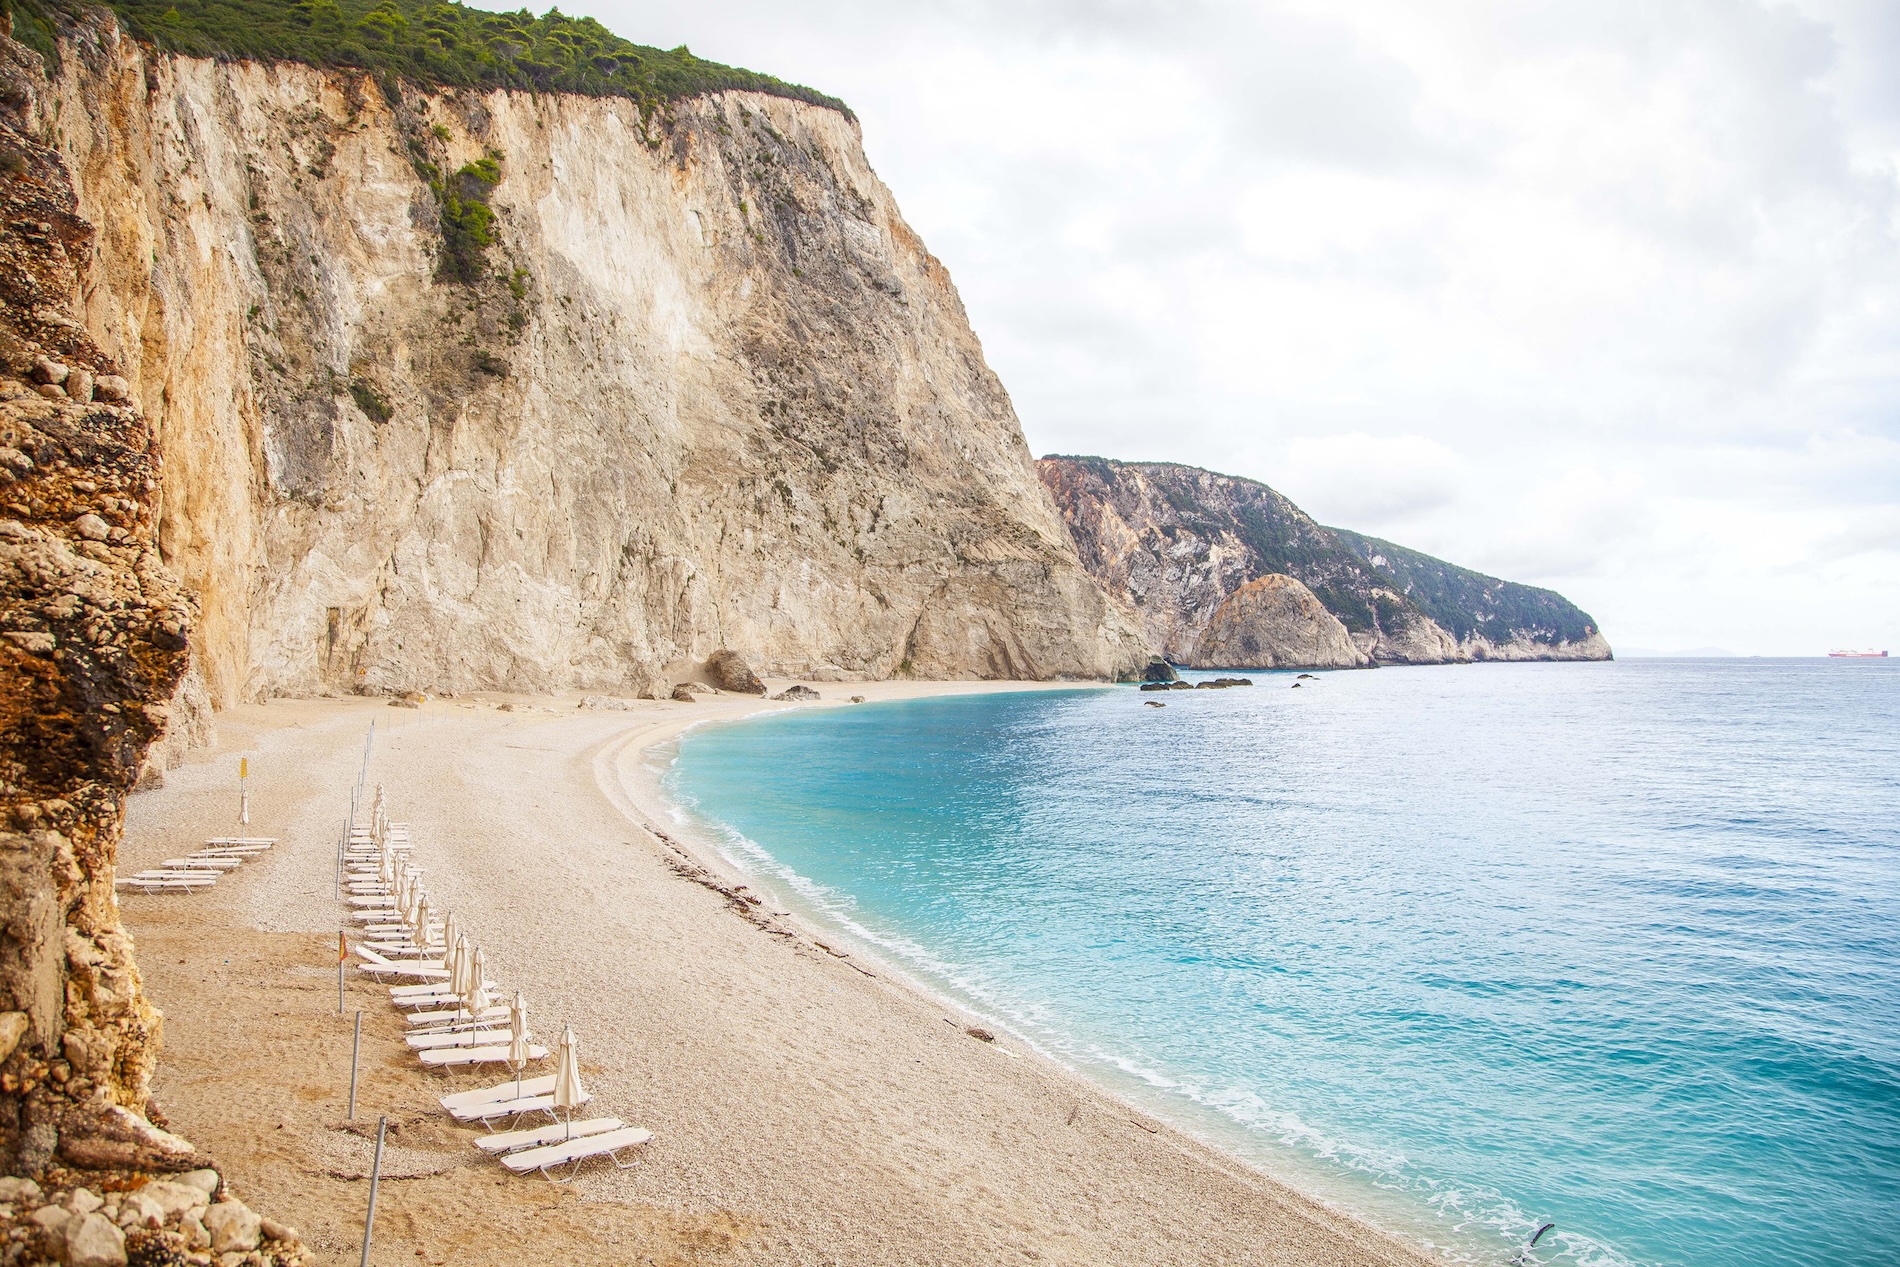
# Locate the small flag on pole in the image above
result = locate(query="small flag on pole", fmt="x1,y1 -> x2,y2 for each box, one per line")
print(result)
240,757 -> 248,780
339,932 -> 347,963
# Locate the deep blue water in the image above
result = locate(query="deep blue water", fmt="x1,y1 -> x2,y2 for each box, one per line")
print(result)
662,660 -> 1900,1266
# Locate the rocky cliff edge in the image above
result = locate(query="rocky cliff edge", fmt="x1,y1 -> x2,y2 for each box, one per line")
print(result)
44,10 -> 1145,708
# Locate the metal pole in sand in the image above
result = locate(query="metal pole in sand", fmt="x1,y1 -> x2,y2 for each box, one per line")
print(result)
348,1010 -> 362,1119
359,1114 -> 386,1267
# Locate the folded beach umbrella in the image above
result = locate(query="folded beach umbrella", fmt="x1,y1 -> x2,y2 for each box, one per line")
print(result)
441,911 -> 458,962
466,947 -> 489,1012
415,892 -> 432,944
553,1024 -> 586,1139
508,991 -> 530,1097
448,933 -> 470,999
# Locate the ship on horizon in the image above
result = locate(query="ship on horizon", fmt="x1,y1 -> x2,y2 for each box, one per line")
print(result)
1827,648 -> 1889,658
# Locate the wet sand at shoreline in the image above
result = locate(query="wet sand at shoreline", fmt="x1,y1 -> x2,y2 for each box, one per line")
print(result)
120,681 -> 1435,1266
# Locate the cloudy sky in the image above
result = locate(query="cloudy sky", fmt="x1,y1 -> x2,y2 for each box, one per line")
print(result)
576,0 -> 1898,655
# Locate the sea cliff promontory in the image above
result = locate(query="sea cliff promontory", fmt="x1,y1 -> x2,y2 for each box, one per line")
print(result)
1038,456 -> 1611,668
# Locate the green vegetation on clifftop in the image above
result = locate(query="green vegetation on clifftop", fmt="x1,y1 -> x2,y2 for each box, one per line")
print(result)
1328,527 -> 1599,646
9,0 -> 850,117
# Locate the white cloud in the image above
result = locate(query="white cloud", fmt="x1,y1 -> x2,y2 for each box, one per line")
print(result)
566,0 -> 1900,655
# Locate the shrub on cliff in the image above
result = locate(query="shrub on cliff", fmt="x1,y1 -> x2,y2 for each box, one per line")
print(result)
16,0 -> 852,118
436,152 -> 499,282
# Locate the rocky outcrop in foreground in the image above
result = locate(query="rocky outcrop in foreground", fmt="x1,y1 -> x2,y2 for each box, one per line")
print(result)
0,25 -> 305,1264
1037,456 -> 1610,669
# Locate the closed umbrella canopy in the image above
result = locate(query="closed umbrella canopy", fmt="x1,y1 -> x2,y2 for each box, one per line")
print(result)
448,933 -> 469,998
508,991 -> 530,1097
466,948 -> 490,1015
414,892 -> 432,943
441,911 -> 458,962
553,1024 -> 586,1137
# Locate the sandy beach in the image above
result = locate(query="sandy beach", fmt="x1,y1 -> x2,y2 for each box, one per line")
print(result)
118,680 -> 1436,1267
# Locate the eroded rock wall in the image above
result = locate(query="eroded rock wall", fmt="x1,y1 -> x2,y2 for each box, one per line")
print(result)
1198,575 -> 1363,670
36,16 -> 1145,705
0,28 -> 217,1184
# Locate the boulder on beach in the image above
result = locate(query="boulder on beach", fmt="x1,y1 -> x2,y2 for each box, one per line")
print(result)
703,649 -> 766,695
1141,659 -> 1179,683
772,684 -> 820,701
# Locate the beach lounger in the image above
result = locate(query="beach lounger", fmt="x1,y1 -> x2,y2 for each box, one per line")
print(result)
407,1005 -> 508,1026
500,1127 -> 651,1180
115,876 -> 217,893
389,989 -> 497,1012
355,948 -> 448,980
125,870 -> 222,884
441,1075 -> 558,1112
450,1094 -> 565,1127
418,1043 -> 548,1068
475,1117 -> 623,1155
406,1028 -> 522,1050
389,980 -> 494,1001
162,857 -> 242,871
204,837 -> 276,847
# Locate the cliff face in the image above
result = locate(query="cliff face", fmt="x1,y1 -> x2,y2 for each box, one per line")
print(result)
1038,456 -> 1610,669
0,29 -> 217,1184
42,13 -> 1144,706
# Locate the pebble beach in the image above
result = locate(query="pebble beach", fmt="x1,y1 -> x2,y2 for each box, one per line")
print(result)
117,683 -> 1434,1267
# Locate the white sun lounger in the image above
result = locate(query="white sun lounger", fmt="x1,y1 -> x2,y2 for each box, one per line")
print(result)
204,837 -> 276,847
364,944 -> 443,959
355,949 -> 447,980
407,1005 -> 508,1026
357,946 -> 444,967
450,1094 -> 567,1126
441,1075 -> 558,1112
124,870 -> 221,884
418,1043 -> 548,1068
476,1117 -> 624,1155
115,875 -> 217,893
406,1028 -> 523,1051
163,857 -> 241,871
389,990 -> 497,1013
500,1127 -> 652,1180
389,980 -> 495,1002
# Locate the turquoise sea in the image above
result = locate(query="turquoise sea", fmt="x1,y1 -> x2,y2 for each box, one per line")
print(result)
661,660 -> 1900,1266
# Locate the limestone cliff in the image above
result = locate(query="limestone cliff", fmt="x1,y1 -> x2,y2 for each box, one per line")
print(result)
39,10 -> 1144,707
1038,456 -> 1609,669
